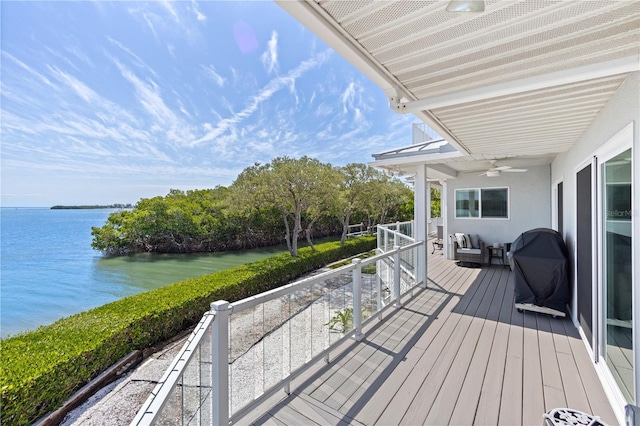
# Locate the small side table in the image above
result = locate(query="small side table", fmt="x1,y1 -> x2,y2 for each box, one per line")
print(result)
487,246 -> 505,266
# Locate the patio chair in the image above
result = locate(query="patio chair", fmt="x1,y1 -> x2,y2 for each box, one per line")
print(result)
431,225 -> 444,254
452,233 -> 485,266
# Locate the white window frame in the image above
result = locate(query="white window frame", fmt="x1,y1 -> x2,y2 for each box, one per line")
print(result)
455,187 -> 510,219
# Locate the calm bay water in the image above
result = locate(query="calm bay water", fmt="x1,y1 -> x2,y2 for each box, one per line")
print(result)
0,208 -> 287,338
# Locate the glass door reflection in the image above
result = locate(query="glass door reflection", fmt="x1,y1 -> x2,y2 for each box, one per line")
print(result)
602,148 -> 633,402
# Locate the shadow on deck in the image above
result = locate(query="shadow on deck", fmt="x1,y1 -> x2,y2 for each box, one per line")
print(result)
239,249 -> 617,426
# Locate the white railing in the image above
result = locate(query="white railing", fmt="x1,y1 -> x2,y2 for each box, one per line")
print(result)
132,312 -> 216,425
377,220 -> 414,252
346,222 -> 374,237
133,234 -> 423,425
412,122 -> 440,144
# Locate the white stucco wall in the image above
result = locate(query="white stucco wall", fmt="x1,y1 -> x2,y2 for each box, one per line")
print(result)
444,165 -> 551,251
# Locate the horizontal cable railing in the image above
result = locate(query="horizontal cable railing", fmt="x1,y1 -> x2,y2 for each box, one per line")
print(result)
132,312 -> 215,425
133,233 -> 423,425
378,221 -> 415,253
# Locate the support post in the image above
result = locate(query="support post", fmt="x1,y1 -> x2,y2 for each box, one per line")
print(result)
211,300 -> 231,426
393,245 -> 401,307
352,259 -> 365,341
415,164 -> 428,289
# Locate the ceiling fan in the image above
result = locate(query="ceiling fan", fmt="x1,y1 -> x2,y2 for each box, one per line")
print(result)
480,162 -> 528,177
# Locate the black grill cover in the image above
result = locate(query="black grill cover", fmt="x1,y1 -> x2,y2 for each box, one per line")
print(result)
511,228 -> 569,313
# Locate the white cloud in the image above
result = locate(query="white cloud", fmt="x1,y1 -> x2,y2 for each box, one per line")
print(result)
160,0 -> 180,23
107,37 -> 158,78
2,51 -> 55,88
191,0 -> 206,21
260,31 -> 279,75
202,65 -> 226,88
64,44 -> 94,68
142,12 -> 158,38
315,103 -> 333,118
48,66 -> 98,103
189,49 -> 332,147
114,60 -> 196,145
340,81 -> 356,114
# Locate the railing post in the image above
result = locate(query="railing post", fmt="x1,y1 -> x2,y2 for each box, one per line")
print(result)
376,260 -> 383,319
418,241 -> 427,289
384,227 -> 389,251
211,300 -> 231,426
352,259 -> 365,341
393,245 -> 402,307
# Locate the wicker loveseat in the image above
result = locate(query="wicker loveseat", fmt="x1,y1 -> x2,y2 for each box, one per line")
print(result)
452,233 -> 485,265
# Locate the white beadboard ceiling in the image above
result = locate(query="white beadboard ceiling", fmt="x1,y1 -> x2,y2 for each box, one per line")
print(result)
277,0 -> 640,164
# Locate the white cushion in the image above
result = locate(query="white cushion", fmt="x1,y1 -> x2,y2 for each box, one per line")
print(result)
454,233 -> 466,248
457,248 -> 482,255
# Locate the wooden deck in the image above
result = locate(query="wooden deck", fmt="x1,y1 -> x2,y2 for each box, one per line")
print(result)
238,250 -> 618,426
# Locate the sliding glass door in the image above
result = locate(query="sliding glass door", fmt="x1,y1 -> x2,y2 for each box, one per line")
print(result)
601,148 -> 633,402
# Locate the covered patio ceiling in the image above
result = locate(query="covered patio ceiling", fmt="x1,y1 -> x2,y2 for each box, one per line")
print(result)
276,0 -> 640,175
370,138 -> 558,180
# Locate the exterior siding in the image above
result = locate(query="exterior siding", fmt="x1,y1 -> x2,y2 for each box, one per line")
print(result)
550,71 -> 639,420
552,71 -> 639,264
444,164 -> 552,255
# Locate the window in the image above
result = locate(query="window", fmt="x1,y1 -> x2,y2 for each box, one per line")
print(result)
456,189 -> 479,217
455,187 -> 508,218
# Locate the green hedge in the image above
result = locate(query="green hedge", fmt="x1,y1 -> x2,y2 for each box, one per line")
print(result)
0,237 -> 375,425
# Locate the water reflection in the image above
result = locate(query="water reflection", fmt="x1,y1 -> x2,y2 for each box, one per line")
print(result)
92,246 -> 288,295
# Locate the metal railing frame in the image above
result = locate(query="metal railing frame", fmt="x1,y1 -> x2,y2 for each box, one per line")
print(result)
133,231 -> 423,426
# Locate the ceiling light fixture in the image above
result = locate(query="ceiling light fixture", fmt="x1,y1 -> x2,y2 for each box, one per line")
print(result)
446,0 -> 485,12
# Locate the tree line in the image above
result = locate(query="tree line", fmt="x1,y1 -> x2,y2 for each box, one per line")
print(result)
91,157 -> 413,256
52,204 -> 134,210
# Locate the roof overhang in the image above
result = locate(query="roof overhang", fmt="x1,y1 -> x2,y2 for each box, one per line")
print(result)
276,0 -> 640,163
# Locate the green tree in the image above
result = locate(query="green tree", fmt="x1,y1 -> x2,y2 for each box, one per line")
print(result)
353,172 -> 412,228
91,160 -> 414,256
230,156 -> 336,257
430,186 -> 441,218
333,163 -> 376,244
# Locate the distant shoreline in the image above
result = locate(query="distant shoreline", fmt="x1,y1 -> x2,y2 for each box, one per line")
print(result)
51,204 -> 133,210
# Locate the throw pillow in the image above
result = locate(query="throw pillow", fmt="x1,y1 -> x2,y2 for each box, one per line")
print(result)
469,234 -> 480,249
454,233 -> 466,248
464,234 -> 472,249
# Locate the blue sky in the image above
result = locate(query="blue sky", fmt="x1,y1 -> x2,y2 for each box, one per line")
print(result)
1,1 -> 415,207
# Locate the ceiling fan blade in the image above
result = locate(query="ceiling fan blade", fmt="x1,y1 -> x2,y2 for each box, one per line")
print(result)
493,166 -> 512,171
502,168 -> 528,172
479,171 -> 488,176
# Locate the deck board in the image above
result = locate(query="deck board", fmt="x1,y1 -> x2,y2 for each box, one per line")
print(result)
538,315 -> 569,411
498,300 -> 524,425
522,311 -> 545,424
349,286 -> 461,424
562,320 -> 618,421
241,248 -> 620,426
422,267 -> 502,425
473,270 -> 514,426
449,267 -> 509,425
